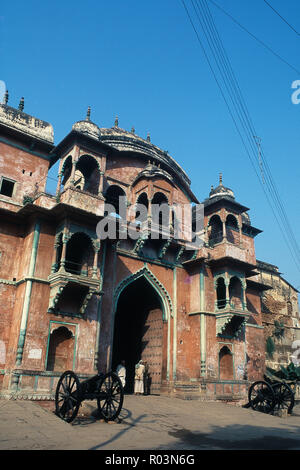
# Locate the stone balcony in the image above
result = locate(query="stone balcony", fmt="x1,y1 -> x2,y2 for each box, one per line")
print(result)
47,270 -> 102,317
207,238 -> 256,266
59,186 -> 105,217
215,304 -> 251,338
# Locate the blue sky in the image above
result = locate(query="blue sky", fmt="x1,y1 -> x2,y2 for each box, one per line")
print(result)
1,0 -> 300,289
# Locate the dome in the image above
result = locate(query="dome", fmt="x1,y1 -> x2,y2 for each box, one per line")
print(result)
209,174 -> 235,200
72,120 -> 101,140
72,107 -> 101,140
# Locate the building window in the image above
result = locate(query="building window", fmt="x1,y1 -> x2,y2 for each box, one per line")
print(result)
0,177 -> 15,197
216,277 -> 226,309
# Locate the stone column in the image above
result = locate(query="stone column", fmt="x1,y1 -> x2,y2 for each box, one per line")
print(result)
242,281 -> 247,310
92,240 -> 100,278
59,227 -> 69,272
222,220 -> 227,241
225,277 -> 230,308
56,172 -> 62,196
98,171 -> 104,196
71,146 -> 80,185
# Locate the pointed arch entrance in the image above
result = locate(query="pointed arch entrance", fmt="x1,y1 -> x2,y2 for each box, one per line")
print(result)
112,273 -> 169,395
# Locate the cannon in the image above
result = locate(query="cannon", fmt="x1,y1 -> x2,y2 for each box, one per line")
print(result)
55,370 -> 124,423
247,378 -> 295,415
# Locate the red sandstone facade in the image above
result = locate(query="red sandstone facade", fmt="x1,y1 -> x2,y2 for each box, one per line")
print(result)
0,101 -> 277,401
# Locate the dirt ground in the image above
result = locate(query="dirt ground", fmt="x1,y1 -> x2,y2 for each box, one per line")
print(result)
1,394 -> 300,454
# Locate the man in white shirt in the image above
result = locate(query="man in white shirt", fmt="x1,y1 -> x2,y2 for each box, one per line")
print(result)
116,360 -> 126,388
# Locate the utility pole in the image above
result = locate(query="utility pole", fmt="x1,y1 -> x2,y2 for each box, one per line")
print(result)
254,136 -> 265,184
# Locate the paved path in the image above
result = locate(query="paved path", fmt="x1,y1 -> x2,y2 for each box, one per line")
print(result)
1,395 -> 300,450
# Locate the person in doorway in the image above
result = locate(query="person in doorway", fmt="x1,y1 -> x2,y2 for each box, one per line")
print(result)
134,360 -> 145,395
116,360 -> 126,389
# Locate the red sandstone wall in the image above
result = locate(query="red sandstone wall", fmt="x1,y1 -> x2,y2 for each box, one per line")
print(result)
0,141 -> 50,205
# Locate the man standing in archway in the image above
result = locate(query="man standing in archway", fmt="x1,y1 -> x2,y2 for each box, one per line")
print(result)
134,360 -> 145,395
116,360 -> 126,388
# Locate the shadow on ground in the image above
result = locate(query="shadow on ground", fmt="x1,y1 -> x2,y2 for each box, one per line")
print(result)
165,424 -> 300,450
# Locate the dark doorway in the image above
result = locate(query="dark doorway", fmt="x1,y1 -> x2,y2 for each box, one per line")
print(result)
112,276 -> 164,395
46,326 -> 74,372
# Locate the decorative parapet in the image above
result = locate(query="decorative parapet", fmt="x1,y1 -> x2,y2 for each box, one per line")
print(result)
0,104 -> 54,144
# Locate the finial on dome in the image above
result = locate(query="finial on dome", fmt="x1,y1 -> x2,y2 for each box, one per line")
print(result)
114,115 -> 119,127
3,90 -> 8,105
147,132 -> 151,142
86,106 -> 91,121
18,97 -> 24,112
219,172 -> 223,185
211,185 -> 214,191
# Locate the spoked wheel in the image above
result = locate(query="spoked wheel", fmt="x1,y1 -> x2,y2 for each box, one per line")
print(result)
55,370 -> 82,423
272,382 -> 295,415
97,372 -> 124,421
248,380 -> 276,414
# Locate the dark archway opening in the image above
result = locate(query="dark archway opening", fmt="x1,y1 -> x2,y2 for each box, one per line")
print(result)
208,215 -> 223,246
46,326 -> 74,372
219,345 -> 234,380
65,232 -> 94,276
112,276 -> 164,395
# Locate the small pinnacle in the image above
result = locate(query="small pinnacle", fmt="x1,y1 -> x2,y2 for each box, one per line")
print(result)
86,106 -> 91,121
115,116 -> 119,127
131,126 -> 135,133
219,172 -> 223,185
147,132 -> 150,142
3,90 -> 8,105
18,97 -> 24,112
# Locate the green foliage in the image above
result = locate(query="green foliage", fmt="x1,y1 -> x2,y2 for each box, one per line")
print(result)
266,362 -> 300,381
266,336 -> 275,358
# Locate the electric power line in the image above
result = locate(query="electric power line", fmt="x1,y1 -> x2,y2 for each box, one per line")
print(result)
263,0 -> 300,36
181,0 -> 300,275
208,0 -> 300,75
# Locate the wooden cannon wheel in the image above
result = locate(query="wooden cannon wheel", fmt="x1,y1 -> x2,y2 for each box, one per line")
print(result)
248,380 -> 276,414
55,370 -> 82,423
97,372 -> 124,421
272,381 -> 295,414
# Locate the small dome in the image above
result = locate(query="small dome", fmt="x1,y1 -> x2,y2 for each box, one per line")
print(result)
72,107 -> 100,140
209,174 -> 235,200
72,119 -> 101,140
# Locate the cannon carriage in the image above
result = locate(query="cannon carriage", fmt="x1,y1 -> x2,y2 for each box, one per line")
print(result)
55,370 -> 124,423
247,367 -> 297,415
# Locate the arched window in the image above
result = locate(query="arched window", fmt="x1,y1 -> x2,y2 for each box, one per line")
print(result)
208,215 -> 223,246
46,326 -> 74,372
105,185 -> 126,217
75,155 -> 100,195
152,192 -> 169,230
216,277 -> 226,309
229,276 -> 243,309
226,214 -> 238,244
65,232 -> 94,276
219,346 -> 234,380
135,192 -> 149,224
61,155 -> 73,189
